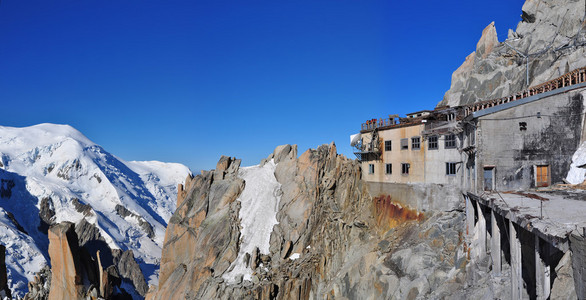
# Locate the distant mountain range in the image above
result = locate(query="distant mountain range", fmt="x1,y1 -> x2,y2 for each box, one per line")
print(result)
0,123 -> 190,297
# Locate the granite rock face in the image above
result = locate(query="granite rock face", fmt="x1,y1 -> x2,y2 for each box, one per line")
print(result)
147,144 -> 472,299
47,222 -> 85,300
440,0 -> 586,107
28,222 -> 137,300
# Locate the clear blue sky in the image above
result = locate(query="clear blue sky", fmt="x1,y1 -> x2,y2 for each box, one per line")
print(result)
0,0 -> 524,171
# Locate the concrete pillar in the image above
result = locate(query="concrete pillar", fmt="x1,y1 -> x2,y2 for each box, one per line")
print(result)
476,201 -> 486,259
510,219 -> 523,299
535,237 -> 551,300
465,196 -> 474,238
491,210 -> 501,274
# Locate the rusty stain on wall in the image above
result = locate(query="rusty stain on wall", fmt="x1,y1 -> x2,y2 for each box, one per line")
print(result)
373,195 -> 424,230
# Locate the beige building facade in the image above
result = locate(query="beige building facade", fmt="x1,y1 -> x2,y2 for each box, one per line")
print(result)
355,111 -> 465,186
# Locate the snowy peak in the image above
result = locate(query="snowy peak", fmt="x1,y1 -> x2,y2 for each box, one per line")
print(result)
0,123 -> 94,151
0,123 -> 190,297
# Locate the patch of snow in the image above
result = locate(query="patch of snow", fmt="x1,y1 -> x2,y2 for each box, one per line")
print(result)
567,141 -> 586,184
306,245 -> 311,249
222,160 -> 281,284
288,253 -> 300,260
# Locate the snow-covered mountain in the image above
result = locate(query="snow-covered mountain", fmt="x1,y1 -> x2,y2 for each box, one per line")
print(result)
0,123 -> 190,297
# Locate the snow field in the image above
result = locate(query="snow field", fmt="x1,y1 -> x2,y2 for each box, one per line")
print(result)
223,160 -> 281,283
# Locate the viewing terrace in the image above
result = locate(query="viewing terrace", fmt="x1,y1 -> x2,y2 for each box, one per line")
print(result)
464,67 -> 586,116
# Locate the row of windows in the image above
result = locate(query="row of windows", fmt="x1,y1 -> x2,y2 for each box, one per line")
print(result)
369,162 -> 458,175
383,134 -> 457,151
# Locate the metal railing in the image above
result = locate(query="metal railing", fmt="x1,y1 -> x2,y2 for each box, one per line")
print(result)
360,117 -> 422,131
465,67 -> 586,116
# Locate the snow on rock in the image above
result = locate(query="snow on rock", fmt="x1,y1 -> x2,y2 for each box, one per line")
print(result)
0,124 -> 190,297
566,141 -> 586,184
223,160 -> 281,284
288,253 -> 300,260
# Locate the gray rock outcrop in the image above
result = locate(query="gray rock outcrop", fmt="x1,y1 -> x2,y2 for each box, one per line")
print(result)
440,0 -> 586,107
25,266 -> 51,300
147,144 -> 472,299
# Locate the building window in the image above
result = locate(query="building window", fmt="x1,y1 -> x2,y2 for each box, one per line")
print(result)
401,163 -> 410,175
428,136 -> 438,150
411,137 -> 420,150
368,164 -> 374,174
401,138 -> 408,150
445,134 -> 457,149
446,162 -> 457,175
385,163 -> 392,174
483,167 -> 494,191
384,140 -> 392,151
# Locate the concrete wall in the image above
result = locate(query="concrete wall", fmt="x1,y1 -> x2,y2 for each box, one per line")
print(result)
474,88 -> 586,191
424,135 -> 465,186
570,232 -> 586,299
366,181 -> 463,212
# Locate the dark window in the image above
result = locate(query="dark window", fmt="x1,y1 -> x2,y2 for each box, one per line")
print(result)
401,138 -> 409,150
401,163 -> 410,175
428,136 -> 438,150
384,140 -> 392,151
446,162 -> 457,175
385,163 -> 392,174
519,122 -> 527,131
411,137 -> 420,150
445,134 -> 457,149
368,164 -> 374,174
484,167 -> 494,191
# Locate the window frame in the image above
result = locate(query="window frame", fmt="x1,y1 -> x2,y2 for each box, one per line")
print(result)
411,136 -> 421,150
445,134 -> 457,149
446,162 -> 457,175
368,164 -> 374,174
385,163 -> 392,174
401,163 -> 410,175
400,138 -> 409,150
384,140 -> 392,151
428,136 -> 438,150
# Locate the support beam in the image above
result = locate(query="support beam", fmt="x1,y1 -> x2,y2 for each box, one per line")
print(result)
510,219 -> 523,299
535,237 -> 551,300
476,201 -> 486,259
491,210 -> 501,274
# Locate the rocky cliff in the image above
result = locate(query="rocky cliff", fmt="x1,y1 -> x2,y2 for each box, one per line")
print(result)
24,222 -> 141,300
440,0 -> 586,107
147,144 -> 474,299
